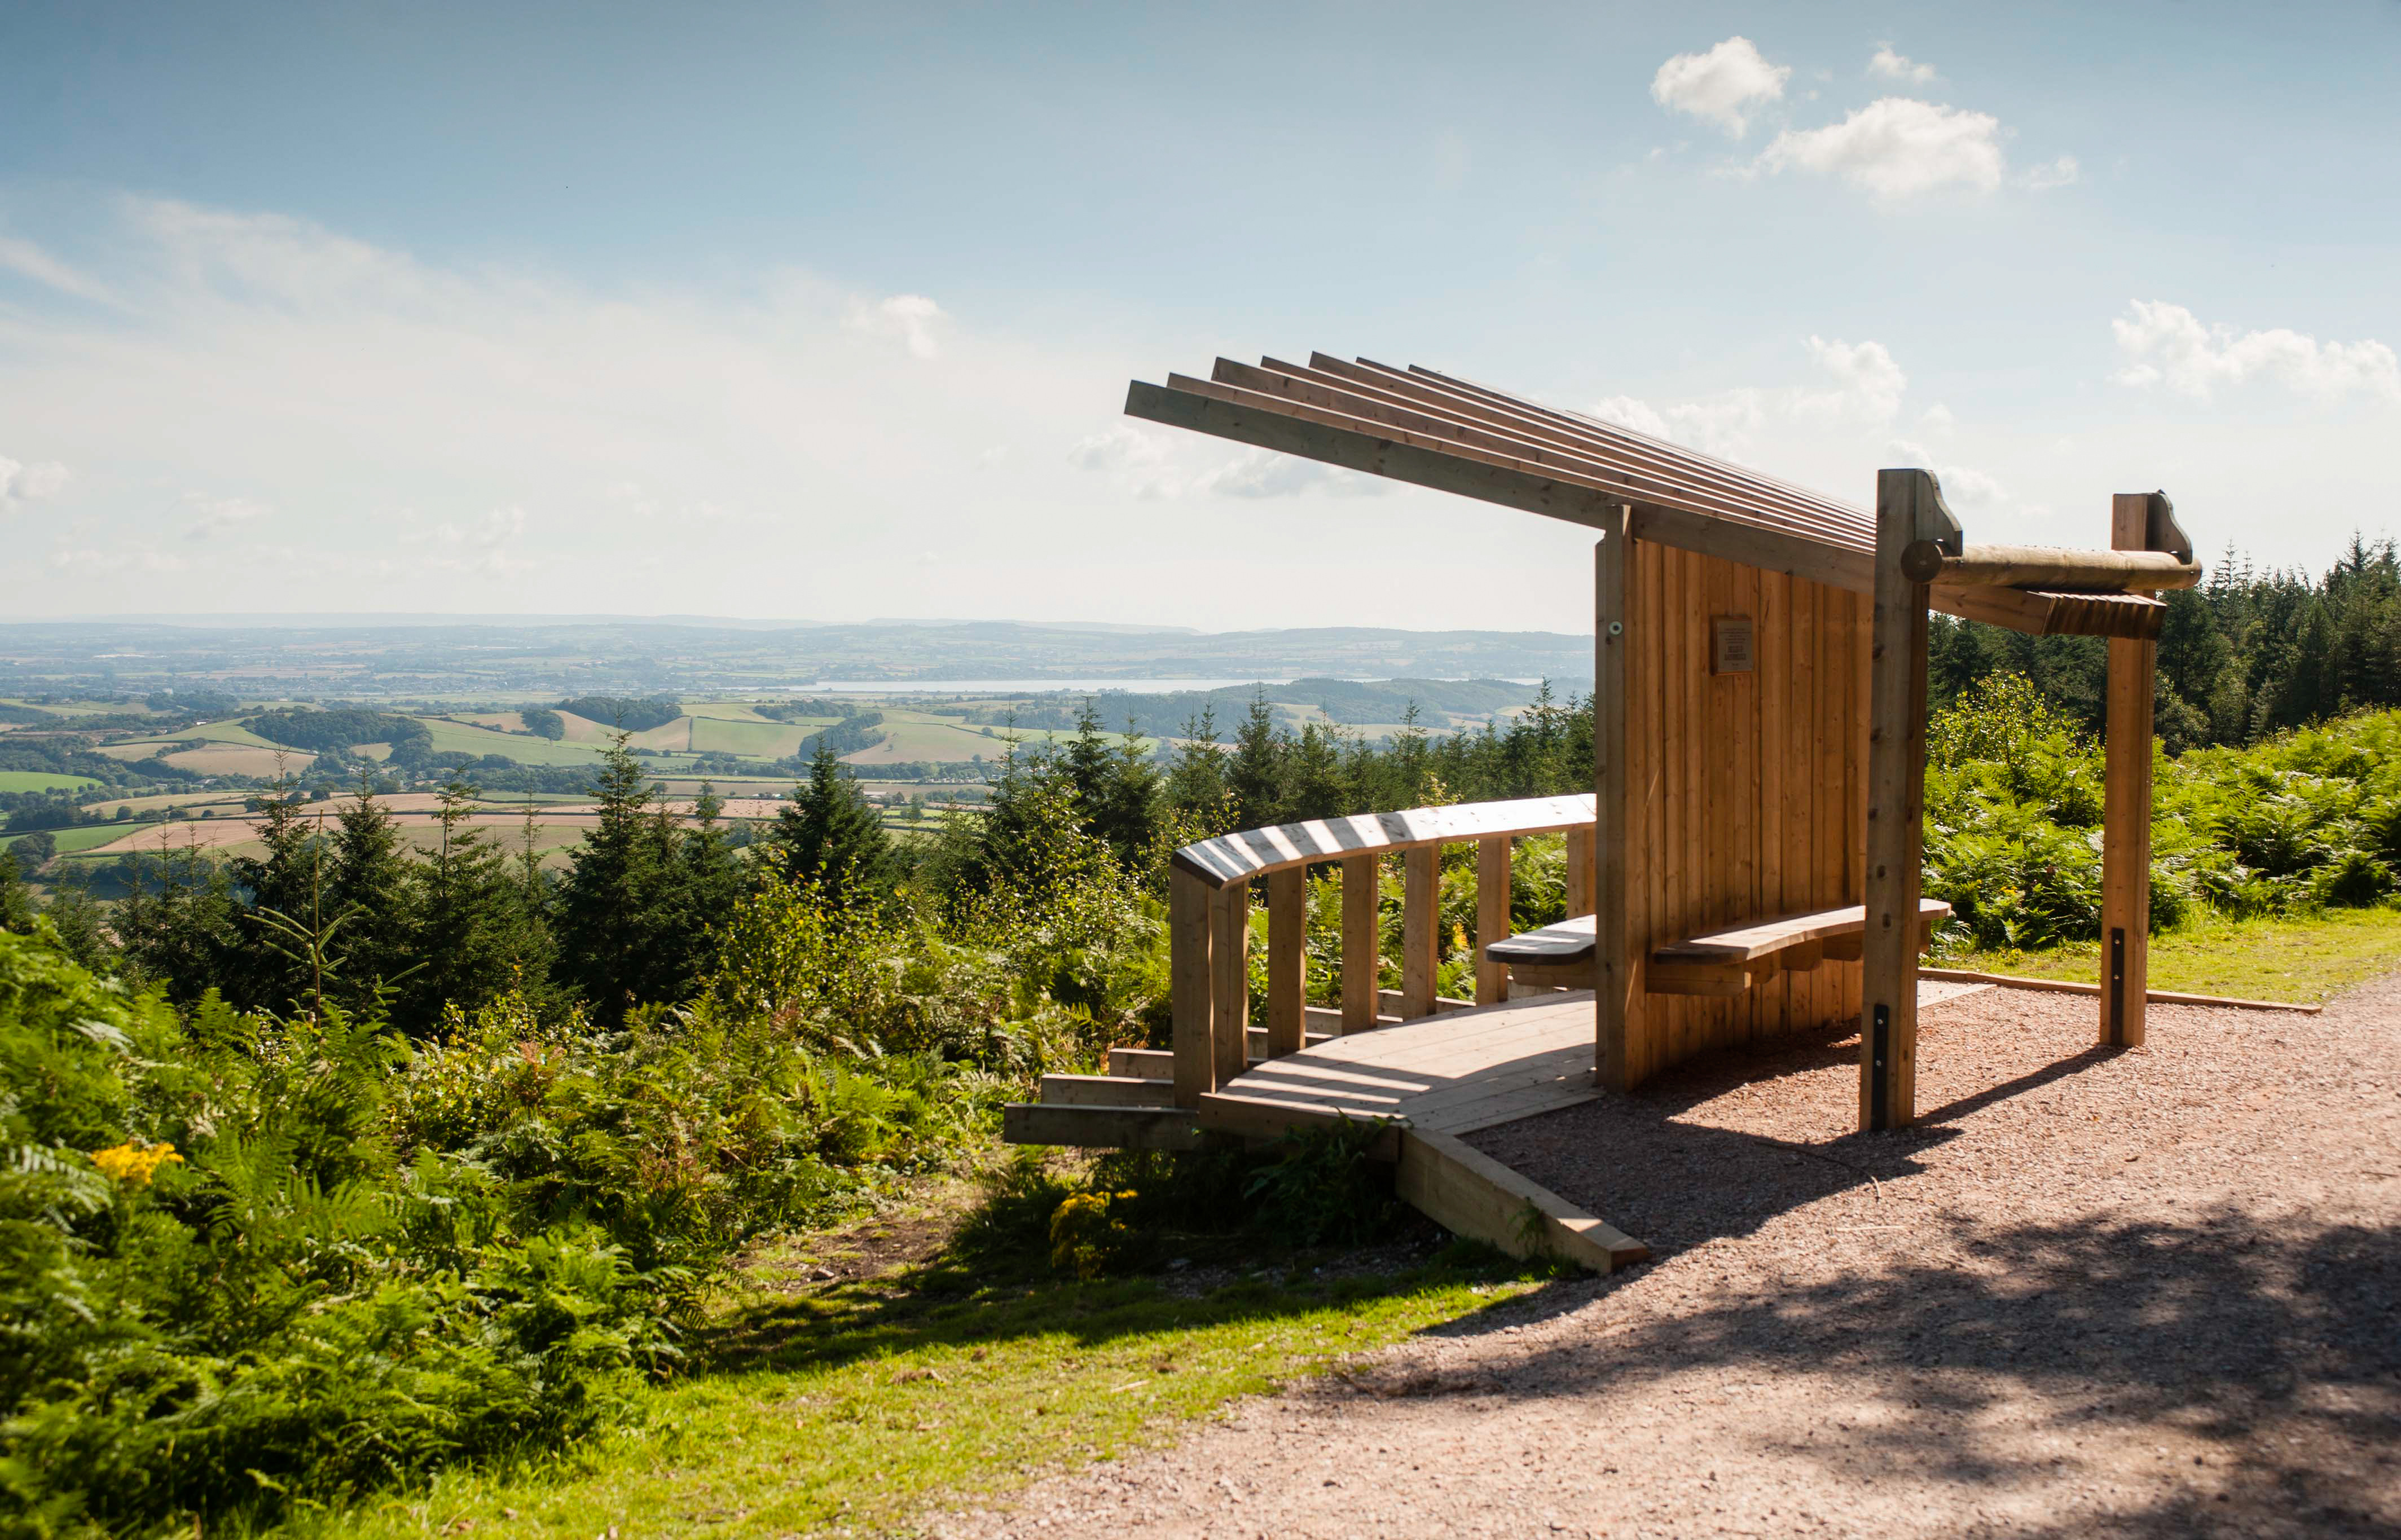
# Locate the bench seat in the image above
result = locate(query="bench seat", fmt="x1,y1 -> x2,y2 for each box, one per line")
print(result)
1485,899 -> 1954,996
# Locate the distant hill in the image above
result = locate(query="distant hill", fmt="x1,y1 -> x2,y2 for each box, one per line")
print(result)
0,619 -> 1594,700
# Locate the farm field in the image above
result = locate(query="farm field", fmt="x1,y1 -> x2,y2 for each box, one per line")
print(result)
0,770 -> 99,791
166,743 -> 313,776
1,822 -> 149,856
87,791 -> 257,817
420,715 -> 612,765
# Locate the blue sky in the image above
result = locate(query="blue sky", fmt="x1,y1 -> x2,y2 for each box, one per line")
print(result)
3,2 -> 2397,630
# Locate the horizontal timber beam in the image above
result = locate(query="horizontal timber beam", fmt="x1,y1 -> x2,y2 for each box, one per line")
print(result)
1929,583 -> 2166,640
1903,542 -> 2201,592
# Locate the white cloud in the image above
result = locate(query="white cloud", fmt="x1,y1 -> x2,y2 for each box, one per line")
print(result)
1194,451 -> 1384,500
1799,336 -> 1907,424
183,492 -> 271,539
1070,424 -> 1383,500
847,292 -> 947,358
1868,46 -> 1937,83
1586,337 -> 1900,461
0,236 -> 117,305
426,506 -> 533,575
1888,438 -> 2006,511
1757,98 -> 2005,199
0,455 -> 71,511
1650,37 -> 1790,138
1588,395 -> 1672,441
2019,154 -> 2080,190
2110,301 -> 2401,403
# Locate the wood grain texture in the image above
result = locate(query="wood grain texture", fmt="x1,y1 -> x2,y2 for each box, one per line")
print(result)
1595,521 -> 1634,1090
1342,853 -> 1380,1034
2101,492 -> 2167,1047
1168,867 -> 1213,1108
1859,470 -> 1938,1130
1265,866 -> 1307,1059
1401,844 -> 1440,1020
1475,835 -> 1511,1007
1210,881 -> 1250,1091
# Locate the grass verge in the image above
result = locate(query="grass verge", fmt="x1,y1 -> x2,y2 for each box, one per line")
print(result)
318,1197 -> 1545,1538
1946,903 -> 2401,1004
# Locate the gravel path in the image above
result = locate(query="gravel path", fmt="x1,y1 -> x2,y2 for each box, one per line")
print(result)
939,971 -> 2401,1539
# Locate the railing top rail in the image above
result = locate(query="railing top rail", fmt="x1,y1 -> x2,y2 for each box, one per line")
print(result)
1169,794 -> 1597,889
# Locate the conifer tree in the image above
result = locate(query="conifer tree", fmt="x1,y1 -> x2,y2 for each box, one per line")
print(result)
554,736 -> 672,1023
1165,705 -> 1233,834
325,769 -> 417,1010
1225,692 -> 1283,829
769,743 -> 892,909
399,780 -> 551,1034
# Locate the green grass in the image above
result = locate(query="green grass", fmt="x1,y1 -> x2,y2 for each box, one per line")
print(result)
1946,904 -> 2401,1004
0,771 -> 98,792
185,718 -> 284,747
0,822 -> 159,855
326,1243 -> 1539,1540
689,716 -> 806,758
417,716 -> 612,766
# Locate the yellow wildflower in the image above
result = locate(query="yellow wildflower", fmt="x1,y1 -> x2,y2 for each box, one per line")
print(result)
90,1141 -> 183,1186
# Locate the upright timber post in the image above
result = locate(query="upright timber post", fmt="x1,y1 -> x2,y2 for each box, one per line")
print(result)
1265,866 -> 1307,1057
1340,854 -> 1379,1032
1595,513 -> 1637,1093
1209,880 -> 1249,1088
1168,864 -> 1213,1108
1475,836 -> 1511,1006
2100,491 -> 2185,1048
1860,469 -> 1958,1131
1401,845 -> 1440,1019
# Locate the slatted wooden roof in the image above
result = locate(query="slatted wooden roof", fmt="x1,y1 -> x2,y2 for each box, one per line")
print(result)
1126,353 -> 1877,593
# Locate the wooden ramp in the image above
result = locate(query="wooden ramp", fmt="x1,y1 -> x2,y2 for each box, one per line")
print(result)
1198,992 -> 1603,1138
1005,992 -> 1651,1273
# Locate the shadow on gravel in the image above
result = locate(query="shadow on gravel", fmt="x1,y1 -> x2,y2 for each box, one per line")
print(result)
1361,1208 -> 2401,1536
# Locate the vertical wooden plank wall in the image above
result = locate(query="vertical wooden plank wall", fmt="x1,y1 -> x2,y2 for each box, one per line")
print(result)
1618,539 -> 1870,1086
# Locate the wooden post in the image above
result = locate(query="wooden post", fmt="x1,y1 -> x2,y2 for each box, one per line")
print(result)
1168,865 -> 1214,1108
1265,866 -> 1307,1057
1401,844 -> 1440,1019
1210,879 -> 1250,1086
1595,518 -> 1637,1092
1475,835 -> 1511,1006
2101,491 -> 2181,1047
1859,470 -> 1955,1131
1565,825 -> 1595,916
1341,853 -> 1380,1033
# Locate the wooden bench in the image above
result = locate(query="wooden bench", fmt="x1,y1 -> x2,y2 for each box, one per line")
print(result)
1486,899 -> 1954,997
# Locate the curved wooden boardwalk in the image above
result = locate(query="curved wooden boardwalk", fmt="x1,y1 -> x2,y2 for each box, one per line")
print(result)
1197,992 -> 1601,1140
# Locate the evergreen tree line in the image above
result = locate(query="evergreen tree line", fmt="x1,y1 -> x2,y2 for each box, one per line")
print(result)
1932,534 -> 2401,751
8,686 -> 1602,1032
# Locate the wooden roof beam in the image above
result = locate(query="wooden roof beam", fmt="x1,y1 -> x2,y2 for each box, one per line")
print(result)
1124,378 -> 1873,592
1308,357 -> 1871,547
1212,357 -> 1871,552
1904,543 -> 2202,592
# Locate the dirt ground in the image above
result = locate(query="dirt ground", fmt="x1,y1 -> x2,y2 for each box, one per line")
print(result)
938,970 -> 2401,1539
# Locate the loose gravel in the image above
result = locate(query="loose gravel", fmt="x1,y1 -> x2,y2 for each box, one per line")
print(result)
936,970 -> 2401,1538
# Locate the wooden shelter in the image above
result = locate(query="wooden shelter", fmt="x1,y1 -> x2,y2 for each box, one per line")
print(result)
1003,351 -> 2196,1266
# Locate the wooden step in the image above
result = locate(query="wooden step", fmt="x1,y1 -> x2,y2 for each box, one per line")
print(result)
1040,1072 -> 1175,1107
1002,1102 -> 1205,1151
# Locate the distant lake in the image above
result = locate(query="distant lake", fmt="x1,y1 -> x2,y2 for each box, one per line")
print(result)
792,679 -> 1286,695
790,677 -> 1544,695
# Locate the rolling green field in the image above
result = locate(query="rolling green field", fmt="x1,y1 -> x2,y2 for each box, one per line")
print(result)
421,714 -> 614,765
0,770 -> 99,792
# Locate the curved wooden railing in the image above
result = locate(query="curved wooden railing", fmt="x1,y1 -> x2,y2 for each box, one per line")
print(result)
1166,795 -> 1598,1109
